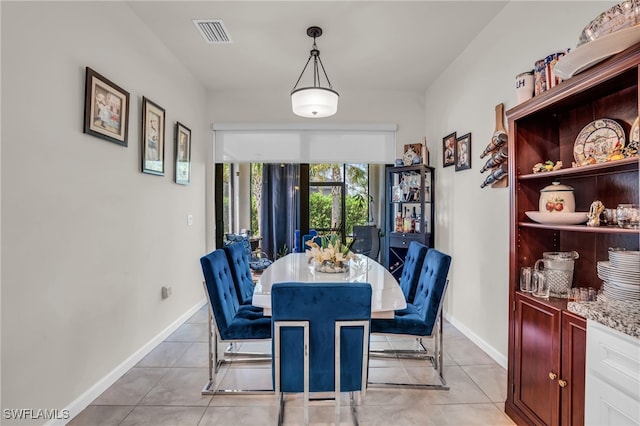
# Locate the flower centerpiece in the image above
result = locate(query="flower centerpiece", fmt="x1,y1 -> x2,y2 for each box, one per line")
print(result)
305,234 -> 355,273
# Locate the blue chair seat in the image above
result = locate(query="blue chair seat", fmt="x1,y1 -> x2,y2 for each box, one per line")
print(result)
371,305 -> 432,336
221,312 -> 271,340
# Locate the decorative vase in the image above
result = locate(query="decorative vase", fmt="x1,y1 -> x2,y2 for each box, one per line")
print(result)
314,260 -> 349,273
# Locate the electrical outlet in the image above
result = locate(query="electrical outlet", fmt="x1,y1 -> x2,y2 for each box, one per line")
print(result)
161,286 -> 172,299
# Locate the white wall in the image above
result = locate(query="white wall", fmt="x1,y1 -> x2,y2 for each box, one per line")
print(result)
425,1 -> 613,365
1,2 -> 209,422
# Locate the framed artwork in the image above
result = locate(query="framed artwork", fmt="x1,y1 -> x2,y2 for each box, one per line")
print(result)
455,133 -> 472,171
83,67 -> 129,146
442,132 -> 456,167
402,143 -> 422,166
141,97 -> 165,175
175,122 -> 191,185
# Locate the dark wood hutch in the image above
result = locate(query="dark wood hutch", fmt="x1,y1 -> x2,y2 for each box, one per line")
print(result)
505,43 -> 640,425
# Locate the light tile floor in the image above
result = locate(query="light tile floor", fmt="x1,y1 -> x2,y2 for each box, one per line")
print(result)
68,305 -> 515,425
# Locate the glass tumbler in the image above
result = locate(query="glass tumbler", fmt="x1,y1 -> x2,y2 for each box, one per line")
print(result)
617,204 -> 640,229
520,267 -> 533,292
532,271 -> 549,299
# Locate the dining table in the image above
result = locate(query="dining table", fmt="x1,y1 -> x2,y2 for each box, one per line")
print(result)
253,253 -> 406,318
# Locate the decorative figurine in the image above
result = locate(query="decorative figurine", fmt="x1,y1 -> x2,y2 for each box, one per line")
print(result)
587,200 -> 605,227
532,160 -> 563,173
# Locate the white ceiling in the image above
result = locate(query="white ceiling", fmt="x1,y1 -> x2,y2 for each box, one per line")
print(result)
127,1 -> 509,92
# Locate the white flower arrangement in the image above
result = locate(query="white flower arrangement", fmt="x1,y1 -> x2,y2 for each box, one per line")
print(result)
305,234 -> 355,273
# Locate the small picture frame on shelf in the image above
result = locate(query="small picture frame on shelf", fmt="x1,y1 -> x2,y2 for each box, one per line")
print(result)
442,132 -> 456,167
455,133 -> 472,171
141,97 -> 165,176
403,143 -> 422,166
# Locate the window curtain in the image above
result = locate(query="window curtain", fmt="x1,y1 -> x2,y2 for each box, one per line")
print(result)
260,164 -> 300,260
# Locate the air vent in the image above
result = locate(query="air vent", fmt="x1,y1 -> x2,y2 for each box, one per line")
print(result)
193,20 -> 232,44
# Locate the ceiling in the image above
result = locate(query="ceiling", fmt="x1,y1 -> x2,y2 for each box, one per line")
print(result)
127,1 -> 508,92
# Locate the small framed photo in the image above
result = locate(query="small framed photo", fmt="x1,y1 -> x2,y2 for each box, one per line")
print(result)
442,132 -> 456,167
402,143 -> 422,166
142,97 -> 165,175
455,133 -> 472,171
83,67 -> 129,146
175,122 -> 191,185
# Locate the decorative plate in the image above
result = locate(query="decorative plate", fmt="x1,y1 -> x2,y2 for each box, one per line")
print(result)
402,147 -> 417,166
525,211 -> 589,225
627,116 -> 639,154
573,118 -> 625,164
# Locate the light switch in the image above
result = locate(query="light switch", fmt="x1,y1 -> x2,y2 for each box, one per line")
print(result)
187,214 -> 194,226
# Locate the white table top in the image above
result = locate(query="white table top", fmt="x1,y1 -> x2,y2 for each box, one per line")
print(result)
254,253 -> 406,318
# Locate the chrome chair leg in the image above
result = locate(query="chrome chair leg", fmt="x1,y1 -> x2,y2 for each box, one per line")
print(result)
202,306 -> 273,395
368,310 -> 449,390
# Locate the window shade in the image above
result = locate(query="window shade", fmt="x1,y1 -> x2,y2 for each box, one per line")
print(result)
213,124 -> 396,164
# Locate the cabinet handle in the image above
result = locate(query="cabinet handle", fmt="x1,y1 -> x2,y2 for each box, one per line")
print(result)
548,372 -> 557,380
558,379 -> 567,388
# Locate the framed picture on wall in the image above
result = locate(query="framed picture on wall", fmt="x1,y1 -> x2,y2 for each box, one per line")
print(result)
83,67 -> 130,146
141,97 -> 165,176
442,132 -> 456,167
455,132 -> 472,171
175,122 -> 191,185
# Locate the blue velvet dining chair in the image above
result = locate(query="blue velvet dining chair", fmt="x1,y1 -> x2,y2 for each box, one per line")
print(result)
399,241 -> 428,302
199,249 -> 272,395
370,248 -> 452,389
271,282 -> 372,426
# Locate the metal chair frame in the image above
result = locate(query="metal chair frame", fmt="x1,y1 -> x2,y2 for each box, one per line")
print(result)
201,282 -> 273,396
369,280 -> 449,390
274,319 -> 370,426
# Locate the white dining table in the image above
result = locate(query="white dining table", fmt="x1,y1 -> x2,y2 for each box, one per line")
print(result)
253,253 -> 406,318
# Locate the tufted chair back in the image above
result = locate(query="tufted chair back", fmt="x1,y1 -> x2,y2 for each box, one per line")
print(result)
223,242 -> 255,305
271,282 -> 372,393
399,241 -> 428,302
200,249 -> 241,339
412,248 -> 452,336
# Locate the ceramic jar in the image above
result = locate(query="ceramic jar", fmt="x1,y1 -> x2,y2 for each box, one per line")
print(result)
539,182 -> 576,213
516,71 -> 534,104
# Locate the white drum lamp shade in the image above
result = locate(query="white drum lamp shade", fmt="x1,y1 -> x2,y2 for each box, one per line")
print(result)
291,26 -> 339,118
291,87 -> 339,118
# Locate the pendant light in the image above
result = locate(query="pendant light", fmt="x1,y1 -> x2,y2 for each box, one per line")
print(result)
291,26 -> 339,118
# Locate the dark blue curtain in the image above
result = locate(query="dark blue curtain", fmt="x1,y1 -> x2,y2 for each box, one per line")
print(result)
260,164 -> 300,260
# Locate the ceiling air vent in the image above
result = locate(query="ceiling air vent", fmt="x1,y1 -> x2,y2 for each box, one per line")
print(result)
193,20 -> 232,44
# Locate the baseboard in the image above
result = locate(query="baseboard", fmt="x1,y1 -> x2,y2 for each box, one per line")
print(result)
48,299 -> 207,426
443,311 -> 508,369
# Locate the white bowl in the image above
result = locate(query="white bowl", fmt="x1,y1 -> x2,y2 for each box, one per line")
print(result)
525,211 -> 589,225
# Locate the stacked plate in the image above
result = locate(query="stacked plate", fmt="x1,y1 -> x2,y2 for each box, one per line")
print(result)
597,250 -> 640,301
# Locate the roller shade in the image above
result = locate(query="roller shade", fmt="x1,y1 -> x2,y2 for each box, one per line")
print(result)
213,123 -> 396,164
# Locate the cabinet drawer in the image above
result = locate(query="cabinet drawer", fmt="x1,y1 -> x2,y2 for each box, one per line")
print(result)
586,320 -> 640,400
585,374 -> 639,426
389,234 -> 422,248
